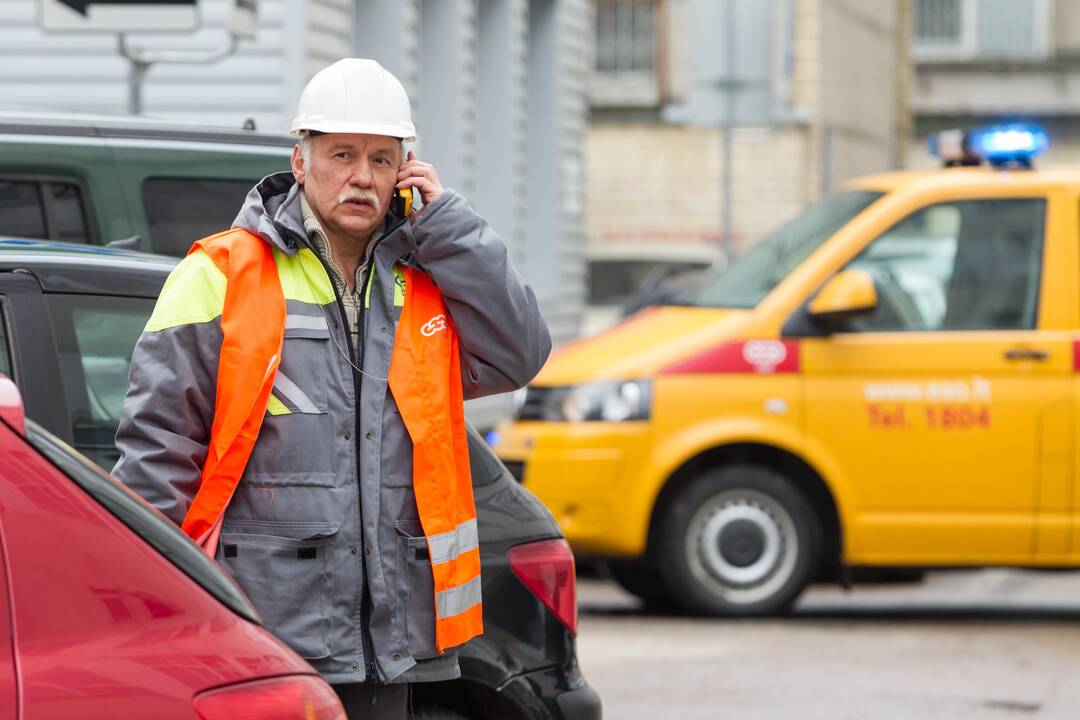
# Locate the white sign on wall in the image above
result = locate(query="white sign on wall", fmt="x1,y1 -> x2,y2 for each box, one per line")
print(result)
40,0 -> 199,33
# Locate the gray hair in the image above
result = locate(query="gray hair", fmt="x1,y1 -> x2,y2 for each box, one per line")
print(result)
297,133 -> 404,167
299,134 -> 311,165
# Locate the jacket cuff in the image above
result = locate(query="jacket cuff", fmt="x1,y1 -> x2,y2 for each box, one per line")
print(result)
409,188 -> 460,238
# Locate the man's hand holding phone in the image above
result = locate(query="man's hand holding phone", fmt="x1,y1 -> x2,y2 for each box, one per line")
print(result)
397,151 -> 444,212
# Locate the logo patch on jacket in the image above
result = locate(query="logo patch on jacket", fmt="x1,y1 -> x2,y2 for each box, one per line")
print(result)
421,314 -> 448,337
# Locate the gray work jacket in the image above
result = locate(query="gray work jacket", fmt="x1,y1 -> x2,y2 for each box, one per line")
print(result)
113,172 -> 551,684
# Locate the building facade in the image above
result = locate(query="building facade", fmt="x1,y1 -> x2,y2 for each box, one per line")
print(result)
0,0 -> 591,346
910,0 -> 1080,167
587,0 -> 910,260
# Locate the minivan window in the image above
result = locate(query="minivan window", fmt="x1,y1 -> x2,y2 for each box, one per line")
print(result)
0,180 -> 47,239
50,182 -> 92,243
45,294 -> 154,470
0,179 -> 91,243
687,190 -> 884,309
143,178 -> 258,256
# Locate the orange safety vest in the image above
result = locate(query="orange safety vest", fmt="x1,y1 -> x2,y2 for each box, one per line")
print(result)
178,229 -> 482,653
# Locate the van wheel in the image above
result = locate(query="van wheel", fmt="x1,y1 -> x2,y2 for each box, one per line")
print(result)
607,559 -> 676,609
657,464 -> 821,616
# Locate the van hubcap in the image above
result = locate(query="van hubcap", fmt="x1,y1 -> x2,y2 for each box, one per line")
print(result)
719,519 -> 767,567
684,489 -> 799,606
700,502 -> 781,585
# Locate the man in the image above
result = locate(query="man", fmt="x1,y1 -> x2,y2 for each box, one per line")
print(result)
113,58 -> 551,719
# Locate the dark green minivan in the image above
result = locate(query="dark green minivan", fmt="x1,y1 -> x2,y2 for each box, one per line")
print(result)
0,110 -> 292,256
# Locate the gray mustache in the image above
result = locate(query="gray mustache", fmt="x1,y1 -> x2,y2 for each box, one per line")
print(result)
337,189 -> 380,210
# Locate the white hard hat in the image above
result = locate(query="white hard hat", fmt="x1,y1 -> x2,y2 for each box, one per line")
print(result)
291,58 -> 416,141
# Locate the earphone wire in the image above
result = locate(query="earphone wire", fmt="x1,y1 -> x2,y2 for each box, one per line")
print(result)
325,319 -> 390,383
292,218 -> 398,384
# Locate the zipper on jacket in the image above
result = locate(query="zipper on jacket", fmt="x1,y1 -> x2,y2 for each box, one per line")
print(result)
305,217 -> 406,688
313,251 -> 380,685
354,267 -> 379,691
352,216 -> 405,689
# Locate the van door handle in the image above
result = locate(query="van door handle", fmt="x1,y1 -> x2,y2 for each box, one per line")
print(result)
1004,348 -> 1050,362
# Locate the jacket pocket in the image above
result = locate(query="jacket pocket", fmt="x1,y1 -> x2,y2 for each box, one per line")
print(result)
395,522 -> 440,660
218,520 -> 338,660
272,323 -> 332,414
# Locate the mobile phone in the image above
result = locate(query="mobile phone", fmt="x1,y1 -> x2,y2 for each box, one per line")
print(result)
394,186 -> 414,217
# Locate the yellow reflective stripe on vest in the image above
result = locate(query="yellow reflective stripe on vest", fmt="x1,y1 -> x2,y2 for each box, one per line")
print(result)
274,247 -> 336,305
435,576 -> 483,619
266,393 -> 291,416
145,249 -> 226,332
363,264 -> 407,309
427,518 -> 479,565
392,265 -> 406,307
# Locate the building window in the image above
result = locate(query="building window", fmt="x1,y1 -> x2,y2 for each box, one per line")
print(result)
915,0 -> 963,45
596,0 -> 656,73
592,0 -> 661,108
913,0 -> 1049,61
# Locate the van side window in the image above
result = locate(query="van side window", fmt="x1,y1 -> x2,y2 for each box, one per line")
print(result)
142,178 -> 257,257
843,198 -> 1046,332
0,180 -> 47,239
0,178 -> 91,244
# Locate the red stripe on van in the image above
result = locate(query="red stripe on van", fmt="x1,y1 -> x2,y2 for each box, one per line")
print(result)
662,340 -> 800,375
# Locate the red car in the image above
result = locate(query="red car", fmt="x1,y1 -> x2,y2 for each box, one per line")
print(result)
0,376 -> 346,720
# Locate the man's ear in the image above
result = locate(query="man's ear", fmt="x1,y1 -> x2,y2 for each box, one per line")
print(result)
291,144 -> 305,185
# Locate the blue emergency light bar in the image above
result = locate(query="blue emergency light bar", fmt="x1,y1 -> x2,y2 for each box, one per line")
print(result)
927,123 -> 1049,168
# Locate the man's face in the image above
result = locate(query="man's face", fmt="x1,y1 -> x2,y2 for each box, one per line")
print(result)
291,132 -> 400,245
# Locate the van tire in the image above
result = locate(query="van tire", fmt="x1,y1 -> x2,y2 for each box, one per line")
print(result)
607,559 -> 676,610
657,464 -> 821,616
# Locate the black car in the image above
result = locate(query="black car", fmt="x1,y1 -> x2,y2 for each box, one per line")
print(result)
0,238 -> 601,720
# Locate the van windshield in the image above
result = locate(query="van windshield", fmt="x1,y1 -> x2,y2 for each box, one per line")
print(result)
686,190 -> 884,309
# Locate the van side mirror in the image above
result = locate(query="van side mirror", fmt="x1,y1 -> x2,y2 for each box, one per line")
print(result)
808,269 -> 878,322
781,269 -> 878,338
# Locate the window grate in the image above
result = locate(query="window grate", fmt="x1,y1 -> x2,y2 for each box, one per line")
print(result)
595,0 -> 656,73
915,0 -> 962,44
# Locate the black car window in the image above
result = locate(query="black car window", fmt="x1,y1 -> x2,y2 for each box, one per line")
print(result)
0,300 -> 11,379
142,178 -> 258,257
0,178 -> 91,244
45,293 -> 154,470
0,180 -> 47,239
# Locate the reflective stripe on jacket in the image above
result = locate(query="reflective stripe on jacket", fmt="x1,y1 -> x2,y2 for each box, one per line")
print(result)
114,172 -> 551,684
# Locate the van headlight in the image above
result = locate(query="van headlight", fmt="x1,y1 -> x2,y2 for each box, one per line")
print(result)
550,380 -> 652,422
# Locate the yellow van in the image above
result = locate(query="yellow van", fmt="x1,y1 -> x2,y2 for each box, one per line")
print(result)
494,125 -> 1080,615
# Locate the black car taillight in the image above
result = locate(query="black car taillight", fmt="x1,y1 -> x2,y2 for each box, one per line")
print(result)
508,538 -> 577,636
